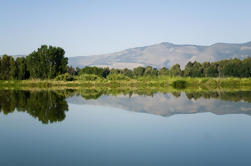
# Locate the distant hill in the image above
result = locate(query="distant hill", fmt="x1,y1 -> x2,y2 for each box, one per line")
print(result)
2,41 -> 251,69
68,41 -> 251,69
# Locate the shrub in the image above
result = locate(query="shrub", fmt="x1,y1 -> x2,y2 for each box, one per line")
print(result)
106,74 -> 130,81
55,73 -> 74,81
77,74 -> 102,81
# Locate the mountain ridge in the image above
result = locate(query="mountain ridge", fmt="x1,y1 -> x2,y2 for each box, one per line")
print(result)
68,41 -> 251,69
2,41 -> 251,69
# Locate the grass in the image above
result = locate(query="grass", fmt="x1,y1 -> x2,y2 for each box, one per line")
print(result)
0,76 -> 251,91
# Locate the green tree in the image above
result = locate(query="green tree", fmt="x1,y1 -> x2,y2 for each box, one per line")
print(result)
240,57 -> 251,77
207,63 -> 219,77
79,66 -> 110,78
133,66 -> 145,77
67,66 -> 76,76
122,68 -> 133,78
110,68 -> 121,75
170,64 -> 182,76
0,55 -> 12,80
151,68 -> 159,76
9,56 -> 17,79
144,66 -> 153,76
192,61 -> 203,77
222,58 -> 242,77
16,57 -> 29,80
202,62 -> 210,77
159,67 -> 169,76
26,45 -> 68,79
184,61 -> 193,77
184,61 -> 203,77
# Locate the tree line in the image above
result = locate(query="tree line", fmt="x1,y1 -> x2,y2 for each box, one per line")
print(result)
76,58 -> 251,78
0,45 -> 68,80
1,45 -> 251,80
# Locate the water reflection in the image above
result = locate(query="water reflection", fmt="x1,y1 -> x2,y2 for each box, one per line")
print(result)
1,89 -> 251,124
0,90 -> 71,124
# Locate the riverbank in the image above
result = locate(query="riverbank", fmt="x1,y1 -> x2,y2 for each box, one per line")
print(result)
0,77 -> 251,91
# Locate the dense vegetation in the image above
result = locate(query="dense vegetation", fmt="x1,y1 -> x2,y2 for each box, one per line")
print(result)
0,45 -> 251,82
0,45 -> 68,80
75,58 -> 251,79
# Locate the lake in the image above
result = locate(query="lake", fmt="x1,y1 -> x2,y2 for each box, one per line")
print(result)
1,90 -> 251,166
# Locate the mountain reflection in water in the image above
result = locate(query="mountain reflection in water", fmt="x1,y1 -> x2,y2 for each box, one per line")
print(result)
1,90 -> 251,124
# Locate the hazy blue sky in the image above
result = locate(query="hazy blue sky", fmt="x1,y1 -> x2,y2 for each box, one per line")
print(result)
1,0 -> 251,57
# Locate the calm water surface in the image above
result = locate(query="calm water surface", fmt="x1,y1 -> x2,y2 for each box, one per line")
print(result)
1,90 -> 251,166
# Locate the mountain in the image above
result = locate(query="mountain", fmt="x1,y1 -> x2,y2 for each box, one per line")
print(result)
68,41 -> 251,69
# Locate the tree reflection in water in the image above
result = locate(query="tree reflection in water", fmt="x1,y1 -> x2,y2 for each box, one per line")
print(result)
0,90 -> 72,124
1,89 -> 251,124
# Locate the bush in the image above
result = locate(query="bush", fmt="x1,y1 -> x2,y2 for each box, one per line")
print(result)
77,74 -> 102,81
106,74 -> 130,81
55,73 -> 74,81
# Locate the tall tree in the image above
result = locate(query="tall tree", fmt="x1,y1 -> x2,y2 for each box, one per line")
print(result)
144,66 -> 153,76
122,68 -> 133,78
16,57 -> 29,80
202,62 -> 210,77
184,62 -> 193,77
26,45 -> 68,79
133,66 -> 145,77
0,55 -> 11,80
170,64 -> 182,76
159,67 -> 169,76
9,56 -> 17,79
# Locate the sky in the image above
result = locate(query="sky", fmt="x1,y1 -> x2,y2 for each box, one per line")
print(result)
0,0 -> 251,57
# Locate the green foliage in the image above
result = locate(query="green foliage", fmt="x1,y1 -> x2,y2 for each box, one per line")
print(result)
1,46 -> 251,82
240,57 -> 251,77
184,61 -> 203,77
144,66 -> 153,76
67,66 -> 77,76
110,68 -> 121,74
9,56 -> 17,80
106,74 -> 130,81
170,64 -> 182,76
26,45 -> 68,79
16,57 -> 29,80
0,55 -> 12,80
182,58 -> 251,78
133,66 -> 145,77
207,63 -> 219,77
78,74 -> 102,81
55,73 -> 75,81
79,66 -> 110,78
143,66 -> 159,77
121,68 -> 134,78
159,67 -> 169,76
0,45 -> 67,80
221,58 -> 242,77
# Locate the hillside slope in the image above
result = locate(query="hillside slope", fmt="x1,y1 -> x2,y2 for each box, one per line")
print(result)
69,41 -> 251,69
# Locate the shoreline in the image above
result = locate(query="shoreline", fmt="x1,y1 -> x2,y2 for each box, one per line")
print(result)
0,77 -> 251,91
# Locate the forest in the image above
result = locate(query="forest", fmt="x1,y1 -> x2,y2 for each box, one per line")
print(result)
0,45 -> 251,81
